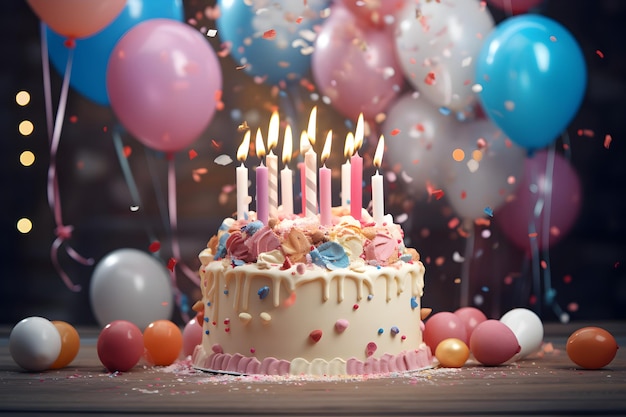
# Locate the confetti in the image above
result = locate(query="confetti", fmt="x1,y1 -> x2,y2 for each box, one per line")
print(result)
167,258 -> 177,271
149,241 -> 161,253
596,49 -> 604,58
424,71 -> 436,85
214,154 -> 233,166
390,128 -> 401,136
123,146 -> 132,158
263,29 -> 276,39
188,149 -> 198,160
604,134 -> 612,149
206,28 -> 217,37
130,205 -> 139,212
483,206 -> 493,217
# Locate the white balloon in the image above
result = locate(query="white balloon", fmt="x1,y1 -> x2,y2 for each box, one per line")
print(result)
90,248 -> 174,329
382,92 -> 458,192
442,118 -> 526,220
395,0 -> 494,112
500,308 -> 544,360
9,316 -> 62,371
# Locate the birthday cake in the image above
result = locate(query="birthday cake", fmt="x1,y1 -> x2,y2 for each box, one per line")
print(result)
191,208 -> 432,376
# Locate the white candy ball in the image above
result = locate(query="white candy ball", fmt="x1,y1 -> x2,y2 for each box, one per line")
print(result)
9,316 -> 62,372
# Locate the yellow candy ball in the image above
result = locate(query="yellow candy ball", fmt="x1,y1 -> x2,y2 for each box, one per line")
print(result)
435,338 -> 470,368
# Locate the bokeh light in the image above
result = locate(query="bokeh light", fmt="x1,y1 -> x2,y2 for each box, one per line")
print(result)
20,151 -> 35,167
15,91 -> 30,106
19,120 -> 34,136
17,218 -> 33,234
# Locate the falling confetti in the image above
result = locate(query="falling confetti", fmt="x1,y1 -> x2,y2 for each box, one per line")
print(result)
214,154 -> 233,166
188,149 -> 198,160
263,29 -> 277,39
604,134 -> 612,149
483,206 -> 493,217
206,28 -> 217,37
596,49 -> 604,58
149,241 -> 161,253
123,146 -> 132,158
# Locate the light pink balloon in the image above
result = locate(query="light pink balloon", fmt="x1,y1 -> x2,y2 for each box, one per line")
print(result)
394,0 -> 494,112
107,19 -> 222,153
182,318 -> 203,357
454,306 -> 488,341
442,118 -> 526,220
495,150 -> 582,252
423,311 -> 468,354
339,0 -> 406,28
312,5 -> 404,120
470,319 -> 520,366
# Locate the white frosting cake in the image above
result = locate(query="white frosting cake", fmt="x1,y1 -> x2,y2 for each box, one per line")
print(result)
192,209 -> 432,376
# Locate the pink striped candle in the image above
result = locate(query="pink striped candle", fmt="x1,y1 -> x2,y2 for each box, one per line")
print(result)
319,130 -> 333,226
255,128 -> 269,225
350,113 -> 364,220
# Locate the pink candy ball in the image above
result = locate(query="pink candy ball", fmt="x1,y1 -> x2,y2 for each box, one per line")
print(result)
97,320 -> 144,372
454,306 -> 488,341
423,312 -> 468,354
470,319 -> 521,366
182,318 -> 203,357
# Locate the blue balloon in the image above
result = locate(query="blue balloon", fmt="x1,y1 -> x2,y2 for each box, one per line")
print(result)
475,14 -> 586,151
46,0 -> 183,106
217,0 -> 330,86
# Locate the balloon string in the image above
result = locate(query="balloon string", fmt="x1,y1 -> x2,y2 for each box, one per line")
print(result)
43,40 -> 94,292
527,153 -> 542,315
40,22 -> 54,143
459,223 -> 474,308
167,155 -> 201,287
111,125 -> 158,244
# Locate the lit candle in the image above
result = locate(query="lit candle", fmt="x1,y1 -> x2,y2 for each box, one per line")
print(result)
255,128 -> 269,225
350,113 -> 364,220
299,130 -> 309,216
342,132 -> 354,208
320,130 -> 333,226
236,130 -> 251,220
372,134 -> 385,225
281,124 -> 294,216
304,107 -> 317,218
266,110 -> 279,219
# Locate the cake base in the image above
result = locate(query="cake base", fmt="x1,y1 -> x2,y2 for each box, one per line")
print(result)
191,344 -> 433,376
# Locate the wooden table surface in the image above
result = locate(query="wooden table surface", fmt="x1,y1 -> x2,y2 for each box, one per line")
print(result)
0,321 -> 625,416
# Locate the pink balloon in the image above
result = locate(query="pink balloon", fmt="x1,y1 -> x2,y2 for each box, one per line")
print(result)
339,0 -> 406,28
423,312 -> 468,354
487,0 -> 544,14
495,150 -> 582,252
182,318 -> 203,357
312,5 -> 404,120
97,320 -> 144,372
107,19 -> 222,153
470,319 -> 520,366
454,307 -> 488,341
27,0 -> 126,39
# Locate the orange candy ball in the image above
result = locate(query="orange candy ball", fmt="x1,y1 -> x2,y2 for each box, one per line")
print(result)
50,321 -> 80,369
435,338 -> 470,368
143,320 -> 183,366
566,326 -> 619,370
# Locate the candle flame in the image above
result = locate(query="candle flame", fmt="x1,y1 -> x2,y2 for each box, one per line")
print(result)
353,113 -> 364,153
268,110 -> 279,152
255,128 -> 266,159
373,134 -> 385,169
344,132 -> 354,159
321,130 -> 332,164
299,130 -> 310,154
307,106 -> 317,146
237,130 -> 251,162
282,124 -> 293,165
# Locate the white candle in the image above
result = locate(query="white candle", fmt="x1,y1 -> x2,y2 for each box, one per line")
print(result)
281,124 -> 294,216
236,130 -> 251,220
266,111 -> 279,219
304,107 -> 317,217
342,132 -> 354,208
319,130 -> 332,226
372,134 -> 385,225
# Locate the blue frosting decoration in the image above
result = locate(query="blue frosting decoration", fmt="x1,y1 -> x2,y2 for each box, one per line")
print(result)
310,241 -> 349,270
241,220 -> 263,236
257,286 -> 270,300
215,232 -> 230,259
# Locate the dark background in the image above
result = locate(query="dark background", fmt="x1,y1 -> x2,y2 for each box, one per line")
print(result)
2,0 -> 625,327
